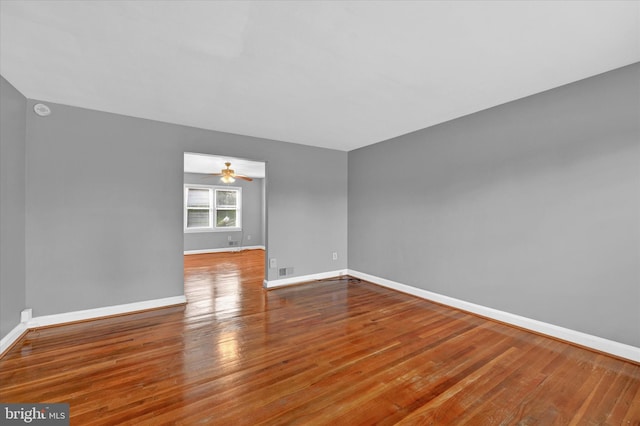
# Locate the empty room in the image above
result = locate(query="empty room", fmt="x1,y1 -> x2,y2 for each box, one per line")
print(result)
1,1 -> 638,424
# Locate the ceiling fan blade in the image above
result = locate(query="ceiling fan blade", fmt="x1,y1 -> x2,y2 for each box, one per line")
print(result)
209,173 -> 223,176
237,175 -> 253,182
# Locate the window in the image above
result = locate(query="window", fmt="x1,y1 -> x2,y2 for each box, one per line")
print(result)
184,185 -> 241,232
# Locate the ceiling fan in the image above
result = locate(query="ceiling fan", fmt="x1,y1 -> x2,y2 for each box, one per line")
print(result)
211,162 -> 253,183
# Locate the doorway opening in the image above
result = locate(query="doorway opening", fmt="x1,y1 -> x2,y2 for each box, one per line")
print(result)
183,153 -> 266,304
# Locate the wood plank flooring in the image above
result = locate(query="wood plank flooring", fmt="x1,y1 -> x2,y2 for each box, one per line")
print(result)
1,249 -> 639,424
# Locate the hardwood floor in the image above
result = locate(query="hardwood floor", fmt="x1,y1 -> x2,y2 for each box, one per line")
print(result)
1,249 -> 639,424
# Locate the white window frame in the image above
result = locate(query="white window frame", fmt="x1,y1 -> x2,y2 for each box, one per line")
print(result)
184,184 -> 242,233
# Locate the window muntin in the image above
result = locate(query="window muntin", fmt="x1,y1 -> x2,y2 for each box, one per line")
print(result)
184,185 -> 241,232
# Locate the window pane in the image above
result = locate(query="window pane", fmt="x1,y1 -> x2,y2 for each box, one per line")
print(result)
216,190 -> 237,208
187,209 -> 210,228
216,210 -> 237,227
187,188 -> 210,208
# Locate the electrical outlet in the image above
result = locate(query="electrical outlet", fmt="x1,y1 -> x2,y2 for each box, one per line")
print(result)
269,258 -> 277,269
332,252 -> 338,261
247,234 -> 251,241
227,236 -> 232,242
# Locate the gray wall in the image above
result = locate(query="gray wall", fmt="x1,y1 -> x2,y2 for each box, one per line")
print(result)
183,173 -> 264,251
0,76 -> 27,337
24,101 -> 347,316
348,64 -> 640,347
6,63 -> 635,349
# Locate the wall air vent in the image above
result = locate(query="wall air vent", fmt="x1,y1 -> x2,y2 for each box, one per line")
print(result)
278,267 -> 295,277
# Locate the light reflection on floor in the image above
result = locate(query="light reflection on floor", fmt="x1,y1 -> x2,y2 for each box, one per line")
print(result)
182,250 -> 264,383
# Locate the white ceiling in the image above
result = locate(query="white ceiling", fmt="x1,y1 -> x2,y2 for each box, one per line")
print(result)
184,153 -> 265,178
1,1 -> 638,151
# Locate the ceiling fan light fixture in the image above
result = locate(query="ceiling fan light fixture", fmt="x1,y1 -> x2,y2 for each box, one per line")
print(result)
209,161 -> 252,183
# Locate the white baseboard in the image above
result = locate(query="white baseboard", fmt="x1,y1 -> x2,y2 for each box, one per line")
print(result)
26,295 -> 187,329
264,269 -> 348,289
184,245 -> 265,255
348,269 -> 640,363
1,295 -> 186,357
0,322 -> 29,356
5,271 -> 636,363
